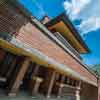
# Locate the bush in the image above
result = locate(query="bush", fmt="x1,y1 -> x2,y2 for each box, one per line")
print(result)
0,32 -> 12,41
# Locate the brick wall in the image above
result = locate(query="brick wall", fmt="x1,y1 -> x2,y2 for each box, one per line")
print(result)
81,82 -> 98,100
0,2 -> 27,34
16,22 -> 97,85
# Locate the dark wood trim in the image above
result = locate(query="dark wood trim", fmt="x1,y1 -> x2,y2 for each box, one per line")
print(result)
45,13 -> 89,53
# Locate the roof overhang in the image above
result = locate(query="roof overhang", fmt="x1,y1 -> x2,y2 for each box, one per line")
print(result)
45,13 -> 89,54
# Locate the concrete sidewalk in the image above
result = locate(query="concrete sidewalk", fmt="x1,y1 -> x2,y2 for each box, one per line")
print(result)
0,89 -> 71,100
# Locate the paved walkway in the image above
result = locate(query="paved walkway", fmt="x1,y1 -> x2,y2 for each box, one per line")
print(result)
0,89 -> 71,100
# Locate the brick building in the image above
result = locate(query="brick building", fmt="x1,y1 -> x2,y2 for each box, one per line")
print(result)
0,0 -> 100,100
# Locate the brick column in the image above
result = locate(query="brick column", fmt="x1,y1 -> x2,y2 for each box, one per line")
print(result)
98,78 -> 100,100
32,64 -> 40,76
0,49 -> 5,64
46,71 -> 56,99
57,84 -> 64,98
32,77 -> 43,95
7,56 -> 31,96
75,89 -> 80,100
75,81 -> 81,100
57,75 -> 65,98
6,56 -> 17,78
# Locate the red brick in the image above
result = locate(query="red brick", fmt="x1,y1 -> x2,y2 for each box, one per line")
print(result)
16,23 -> 97,84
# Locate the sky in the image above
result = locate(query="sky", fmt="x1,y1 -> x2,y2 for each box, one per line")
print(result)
18,0 -> 100,66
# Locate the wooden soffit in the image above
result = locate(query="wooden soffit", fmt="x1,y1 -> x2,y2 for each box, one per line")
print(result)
48,21 -> 87,53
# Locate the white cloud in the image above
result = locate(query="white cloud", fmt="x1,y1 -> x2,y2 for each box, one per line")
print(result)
31,0 -> 46,17
63,0 -> 91,19
63,0 -> 100,35
78,17 -> 100,35
35,2 -> 45,15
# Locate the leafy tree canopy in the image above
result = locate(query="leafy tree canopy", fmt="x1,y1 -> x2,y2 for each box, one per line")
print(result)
90,64 -> 100,77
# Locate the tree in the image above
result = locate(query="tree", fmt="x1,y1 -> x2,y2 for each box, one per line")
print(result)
90,64 -> 100,77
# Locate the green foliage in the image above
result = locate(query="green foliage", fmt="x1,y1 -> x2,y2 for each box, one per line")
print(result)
0,33 -> 12,41
90,64 -> 100,77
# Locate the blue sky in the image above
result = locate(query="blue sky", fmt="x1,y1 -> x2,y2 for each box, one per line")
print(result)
18,0 -> 65,19
18,0 -> 100,66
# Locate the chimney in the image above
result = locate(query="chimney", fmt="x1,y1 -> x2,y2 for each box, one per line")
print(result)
41,15 -> 50,24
